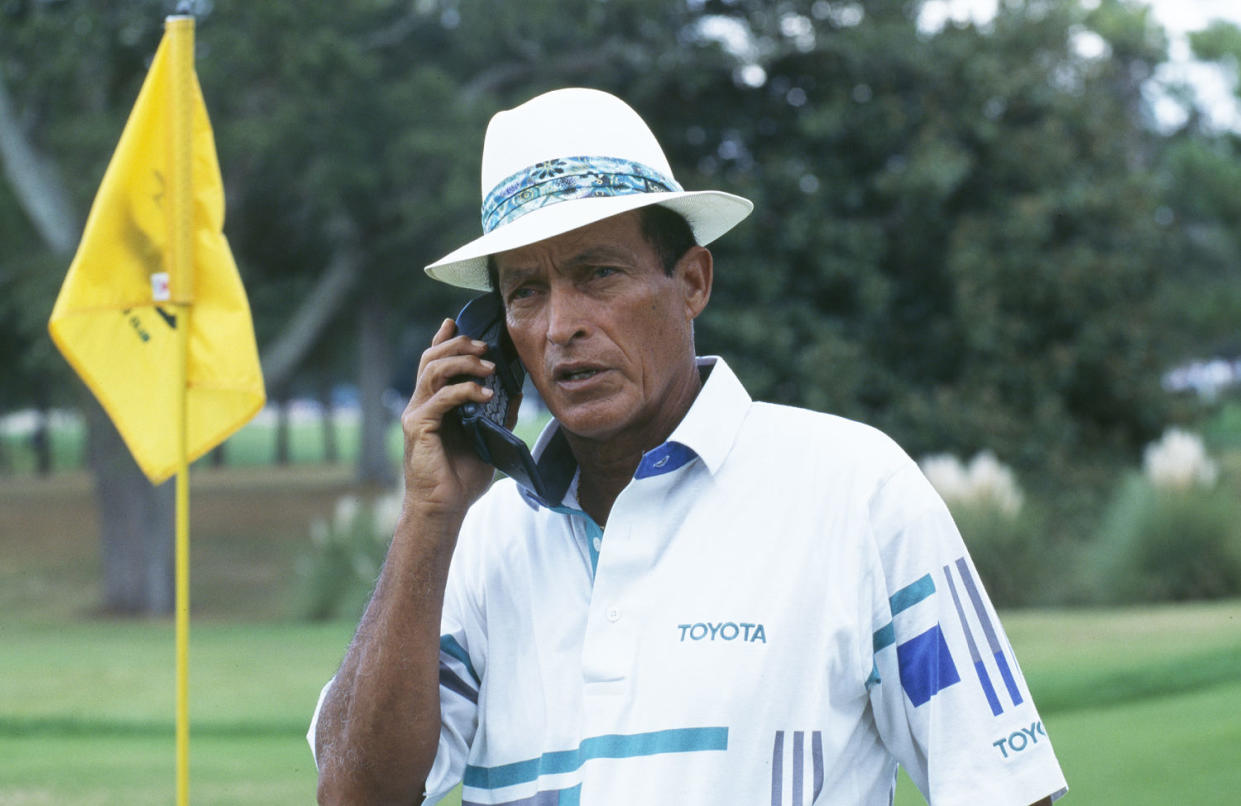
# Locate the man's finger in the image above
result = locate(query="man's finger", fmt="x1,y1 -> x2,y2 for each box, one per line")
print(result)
417,334 -> 489,379
415,355 -> 495,402
408,380 -> 495,429
429,318 -> 456,346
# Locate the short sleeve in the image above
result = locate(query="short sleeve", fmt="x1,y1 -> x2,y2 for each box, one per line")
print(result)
864,462 -> 1067,806
423,505 -> 490,804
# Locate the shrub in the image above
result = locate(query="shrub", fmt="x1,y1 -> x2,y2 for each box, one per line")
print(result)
921,450 -> 1023,516
295,489 -> 402,620
920,451 -> 1052,606
1142,427 -> 1218,489
1093,474 -> 1241,603
948,500 -> 1054,607
1090,430 -> 1241,603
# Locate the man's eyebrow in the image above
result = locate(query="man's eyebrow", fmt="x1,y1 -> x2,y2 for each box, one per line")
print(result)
561,246 -> 635,269
498,246 -> 637,288
497,264 -> 539,289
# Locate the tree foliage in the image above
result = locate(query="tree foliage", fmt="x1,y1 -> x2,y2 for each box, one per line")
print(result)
659,0 -> 1189,485
2,0 -> 1237,491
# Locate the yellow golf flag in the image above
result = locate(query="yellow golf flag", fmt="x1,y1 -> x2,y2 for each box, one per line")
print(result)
49,26 -> 264,484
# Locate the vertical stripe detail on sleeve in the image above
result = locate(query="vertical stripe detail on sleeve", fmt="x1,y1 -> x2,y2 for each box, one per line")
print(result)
811,731 -> 824,802
943,563 -> 1003,716
771,730 -> 784,806
954,557 -> 1024,707
791,730 -> 804,806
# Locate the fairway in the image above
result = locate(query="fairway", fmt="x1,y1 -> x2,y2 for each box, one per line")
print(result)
1,603 -> 1238,804
0,619 -> 352,806
3,464 -> 1239,804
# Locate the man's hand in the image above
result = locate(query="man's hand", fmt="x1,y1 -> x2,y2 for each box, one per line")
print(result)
401,318 -> 498,517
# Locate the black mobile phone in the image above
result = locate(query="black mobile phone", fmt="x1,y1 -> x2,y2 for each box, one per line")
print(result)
450,293 -> 551,501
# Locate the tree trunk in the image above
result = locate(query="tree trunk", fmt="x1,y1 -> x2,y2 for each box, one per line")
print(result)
4,68 -> 178,615
0,68 -> 77,254
32,407 -> 52,476
4,67 -> 364,613
357,294 -> 394,485
33,386 -> 53,476
85,402 -> 174,616
274,395 -> 291,465
319,380 -> 338,464
259,214 -> 361,391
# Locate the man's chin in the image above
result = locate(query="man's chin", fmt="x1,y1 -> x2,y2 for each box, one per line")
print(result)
547,400 -> 630,444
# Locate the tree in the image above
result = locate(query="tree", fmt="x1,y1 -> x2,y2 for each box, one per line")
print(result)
3,0 -> 1234,612
644,0 -> 1187,491
1152,20 -> 1241,362
1,0 -> 178,612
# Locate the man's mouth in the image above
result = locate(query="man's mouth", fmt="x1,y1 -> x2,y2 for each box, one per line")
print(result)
554,363 -> 607,384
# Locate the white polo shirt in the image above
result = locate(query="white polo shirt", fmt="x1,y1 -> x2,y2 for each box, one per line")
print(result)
312,357 -> 1066,806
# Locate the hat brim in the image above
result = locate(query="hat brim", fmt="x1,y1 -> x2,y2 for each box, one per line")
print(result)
424,190 -> 753,291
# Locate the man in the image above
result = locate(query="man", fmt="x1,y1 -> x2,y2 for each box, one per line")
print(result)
311,88 -> 1067,805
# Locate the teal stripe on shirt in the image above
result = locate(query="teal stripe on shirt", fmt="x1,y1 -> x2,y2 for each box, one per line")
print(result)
549,505 -> 604,576
439,634 -> 479,685
889,573 -> 936,616
873,621 -> 896,652
463,727 -> 729,790
872,573 -> 937,654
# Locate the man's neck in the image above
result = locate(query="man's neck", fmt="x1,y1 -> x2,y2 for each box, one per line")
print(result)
564,362 -> 702,525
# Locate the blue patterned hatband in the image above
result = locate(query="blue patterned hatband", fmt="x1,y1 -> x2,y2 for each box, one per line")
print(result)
481,155 -> 683,234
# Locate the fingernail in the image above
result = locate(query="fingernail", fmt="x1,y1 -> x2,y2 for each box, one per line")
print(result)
481,360 -> 495,370
472,340 -> 488,349
481,387 -> 494,397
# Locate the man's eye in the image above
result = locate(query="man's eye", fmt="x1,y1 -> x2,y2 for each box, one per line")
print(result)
591,266 -> 618,279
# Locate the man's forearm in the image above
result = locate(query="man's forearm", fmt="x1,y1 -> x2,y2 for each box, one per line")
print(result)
314,506 -> 464,805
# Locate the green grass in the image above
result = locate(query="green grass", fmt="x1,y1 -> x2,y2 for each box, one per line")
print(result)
1204,399 -> 1241,451
0,732 -> 314,805
894,680 -> 1241,805
0,416 -> 86,474
0,619 -> 354,805
0,603 -> 1238,804
888,602 -> 1241,804
2,465 -> 1240,804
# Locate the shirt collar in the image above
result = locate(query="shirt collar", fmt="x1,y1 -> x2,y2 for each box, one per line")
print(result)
663,355 -> 751,477
521,356 -> 751,510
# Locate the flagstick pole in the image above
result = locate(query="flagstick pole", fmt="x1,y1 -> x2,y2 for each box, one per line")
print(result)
166,15 -> 195,806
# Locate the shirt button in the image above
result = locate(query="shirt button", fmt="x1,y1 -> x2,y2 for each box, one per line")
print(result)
606,607 -> 621,622
593,537 -> 602,552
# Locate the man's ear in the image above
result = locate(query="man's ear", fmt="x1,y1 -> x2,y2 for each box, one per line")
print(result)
676,246 -> 713,320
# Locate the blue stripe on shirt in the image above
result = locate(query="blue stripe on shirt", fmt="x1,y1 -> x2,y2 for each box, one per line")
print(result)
464,727 -> 729,790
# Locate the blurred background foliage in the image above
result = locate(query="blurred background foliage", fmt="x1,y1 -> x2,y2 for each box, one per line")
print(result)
3,0 -> 1241,611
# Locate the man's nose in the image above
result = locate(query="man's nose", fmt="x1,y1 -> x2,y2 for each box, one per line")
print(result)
545,286 -> 590,346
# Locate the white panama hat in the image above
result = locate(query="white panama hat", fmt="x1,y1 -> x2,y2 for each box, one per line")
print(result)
424,87 -> 754,290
